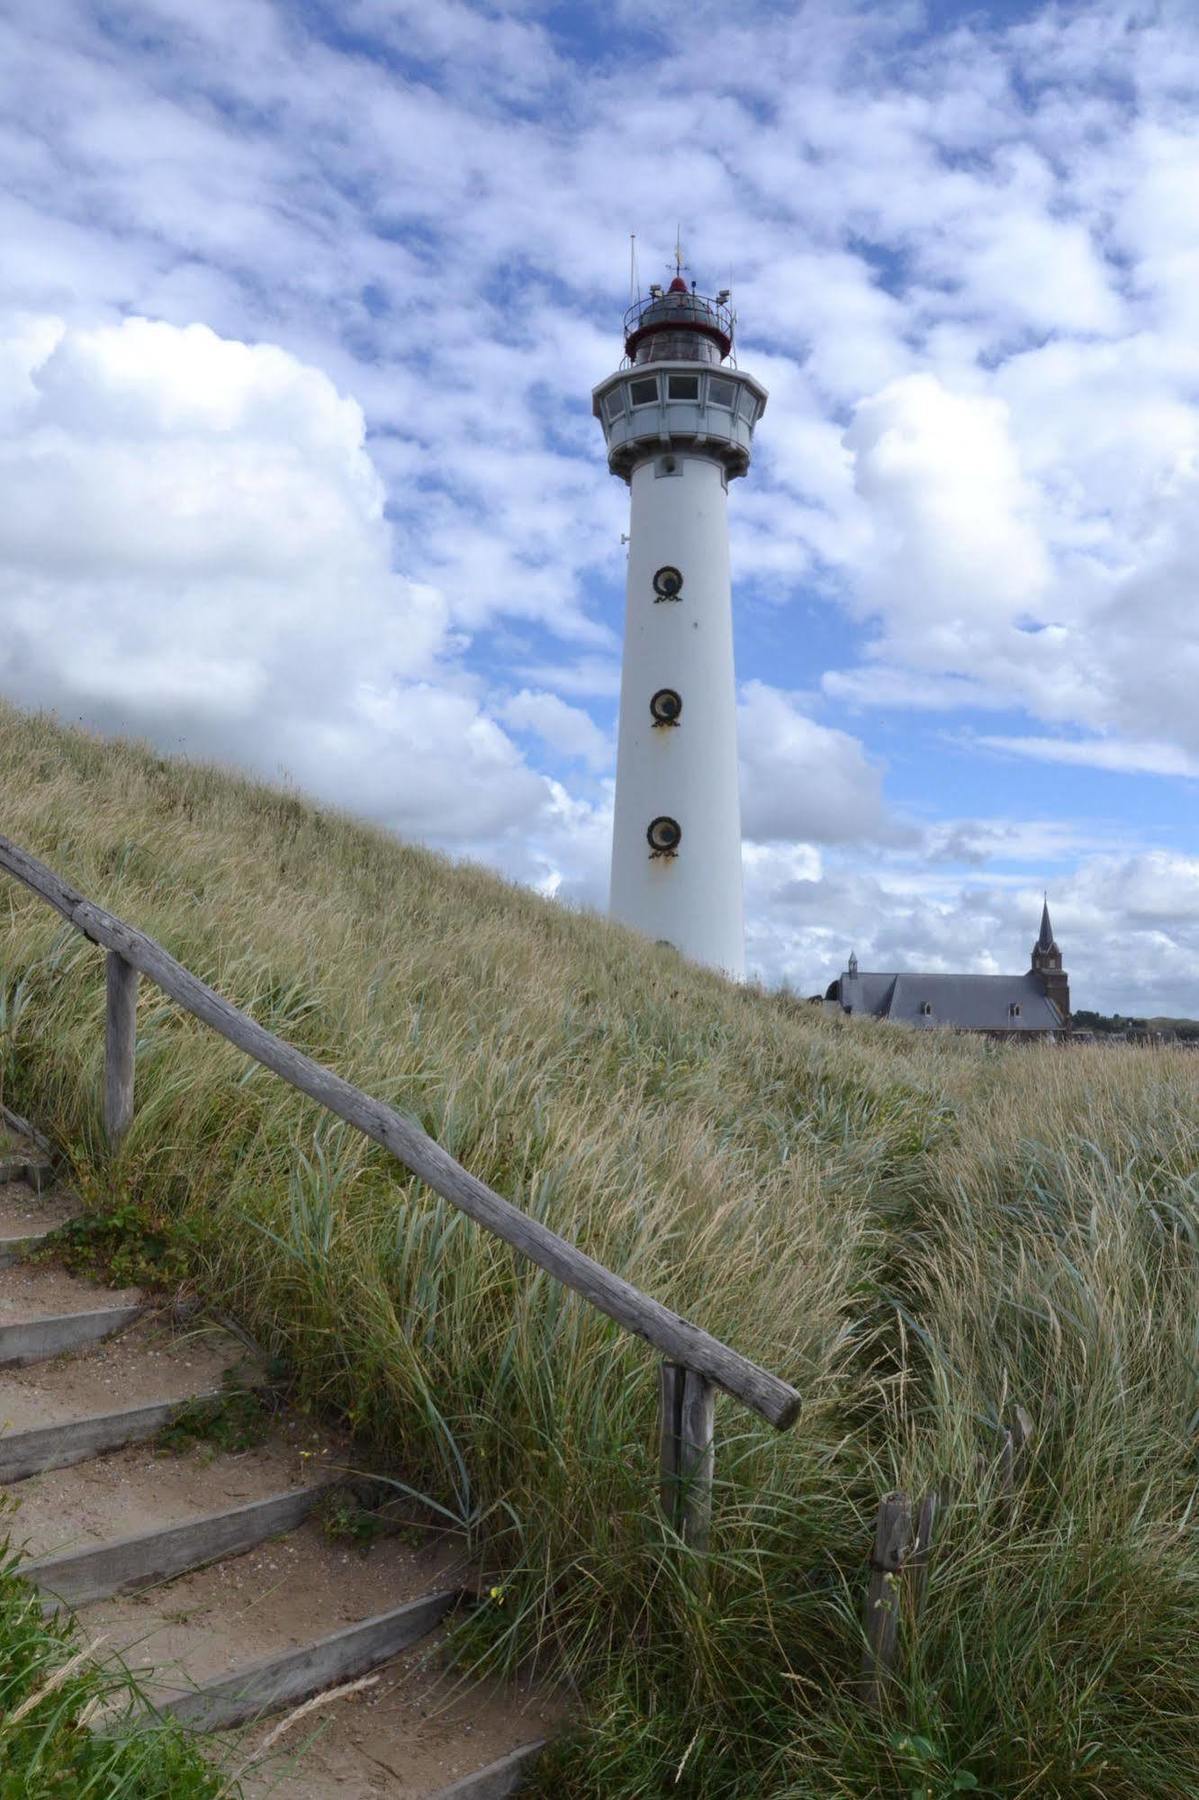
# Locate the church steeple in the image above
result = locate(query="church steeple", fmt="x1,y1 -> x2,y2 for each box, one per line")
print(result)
1036,896 -> 1058,959
1031,893 -> 1069,1025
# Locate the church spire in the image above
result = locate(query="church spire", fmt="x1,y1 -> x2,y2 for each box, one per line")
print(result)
1030,893 -> 1069,1026
1037,894 -> 1058,955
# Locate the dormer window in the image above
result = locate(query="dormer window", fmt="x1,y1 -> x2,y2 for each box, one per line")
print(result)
919,1001 -> 932,1016
1009,1002 -> 1021,1018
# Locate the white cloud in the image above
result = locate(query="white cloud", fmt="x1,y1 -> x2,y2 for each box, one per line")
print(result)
498,688 -> 611,771
843,373 -> 1050,660
737,681 -> 895,845
0,311 -> 548,844
975,734 -> 1199,779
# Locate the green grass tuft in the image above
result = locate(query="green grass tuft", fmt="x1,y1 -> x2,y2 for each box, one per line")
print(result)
0,1532 -> 224,1796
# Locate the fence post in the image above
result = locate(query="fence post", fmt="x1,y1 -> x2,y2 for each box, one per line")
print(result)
104,951 -> 138,1151
861,1490 -> 911,1711
659,1361 -> 715,1553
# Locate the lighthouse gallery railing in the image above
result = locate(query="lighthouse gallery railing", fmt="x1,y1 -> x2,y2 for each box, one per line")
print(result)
0,832 -> 801,1551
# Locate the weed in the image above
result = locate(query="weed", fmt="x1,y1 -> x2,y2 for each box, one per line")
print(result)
157,1376 -> 274,1456
315,1490 -> 389,1551
47,1197 -> 205,1291
0,1544 -> 226,1795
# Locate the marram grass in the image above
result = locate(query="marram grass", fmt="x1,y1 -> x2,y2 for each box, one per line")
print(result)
3,704 -> 1199,1796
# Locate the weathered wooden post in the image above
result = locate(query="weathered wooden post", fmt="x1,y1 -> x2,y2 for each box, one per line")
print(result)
659,1360 -> 715,1553
861,1490 -> 911,1711
104,950 -> 138,1150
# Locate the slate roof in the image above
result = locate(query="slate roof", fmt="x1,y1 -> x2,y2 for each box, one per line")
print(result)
836,969 -> 1062,1033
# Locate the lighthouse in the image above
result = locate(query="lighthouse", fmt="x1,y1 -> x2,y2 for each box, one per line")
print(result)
593,257 -> 767,978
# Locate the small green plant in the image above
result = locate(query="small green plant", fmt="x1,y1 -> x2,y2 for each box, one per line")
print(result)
892,1731 -> 981,1799
316,1488 -> 389,1551
47,1198 -> 198,1290
157,1375 -> 274,1455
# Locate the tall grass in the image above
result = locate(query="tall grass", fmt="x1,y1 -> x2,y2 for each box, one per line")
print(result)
2,704 -> 1199,1796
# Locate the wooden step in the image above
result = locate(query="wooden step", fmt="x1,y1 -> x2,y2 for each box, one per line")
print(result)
0,1179 -> 78,1268
0,1303 -> 141,1367
25,1484 -> 337,1609
0,1230 -> 55,1270
431,1741 -> 547,1799
0,1393 -> 222,1482
1,1307 -> 260,1434
0,1260 -> 142,1366
81,1517 -> 470,1733
221,1627 -> 565,1797
0,1154 -> 51,1189
158,1590 -> 461,1732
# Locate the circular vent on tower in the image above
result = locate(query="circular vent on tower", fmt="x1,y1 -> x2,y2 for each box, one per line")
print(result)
647,816 -> 682,857
650,688 -> 682,727
652,566 -> 683,601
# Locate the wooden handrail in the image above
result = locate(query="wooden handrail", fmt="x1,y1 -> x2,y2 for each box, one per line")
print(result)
0,833 -> 801,1432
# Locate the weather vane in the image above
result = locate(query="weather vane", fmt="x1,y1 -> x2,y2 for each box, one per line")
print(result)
671,224 -> 687,281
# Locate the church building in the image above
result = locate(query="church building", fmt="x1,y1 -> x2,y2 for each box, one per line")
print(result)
825,900 -> 1070,1038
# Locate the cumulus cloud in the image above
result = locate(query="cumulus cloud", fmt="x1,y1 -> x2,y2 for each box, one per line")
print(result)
0,312 -> 547,843
737,681 -> 895,845
498,689 -> 611,771
843,373 -> 1050,661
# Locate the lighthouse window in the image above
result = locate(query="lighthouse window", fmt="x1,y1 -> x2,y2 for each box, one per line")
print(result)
737,389 -> 758,421
650,688 -> 682,726
647,815 -> 682,857
667,374 -> 700,400
708,377 -> 736,409
603,389 -> 625,422
629,377 -> 659,406
652,565 -> 684,600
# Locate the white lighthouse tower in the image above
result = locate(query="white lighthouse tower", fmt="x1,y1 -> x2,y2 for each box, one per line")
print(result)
593,256 -> 767,978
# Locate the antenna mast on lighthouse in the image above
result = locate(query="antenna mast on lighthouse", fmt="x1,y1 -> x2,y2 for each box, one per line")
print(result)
591,245 -> 768,978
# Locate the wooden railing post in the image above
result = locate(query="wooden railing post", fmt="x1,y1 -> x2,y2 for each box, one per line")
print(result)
104,950 -> 138,1150
659,1361 -> 715,1553
861,1490 -> 912,1711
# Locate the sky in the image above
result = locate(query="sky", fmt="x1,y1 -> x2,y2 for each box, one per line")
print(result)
5,0 -> 1199,1013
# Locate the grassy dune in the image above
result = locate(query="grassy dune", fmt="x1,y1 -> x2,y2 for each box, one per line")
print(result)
2,704 -> 1199,1797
